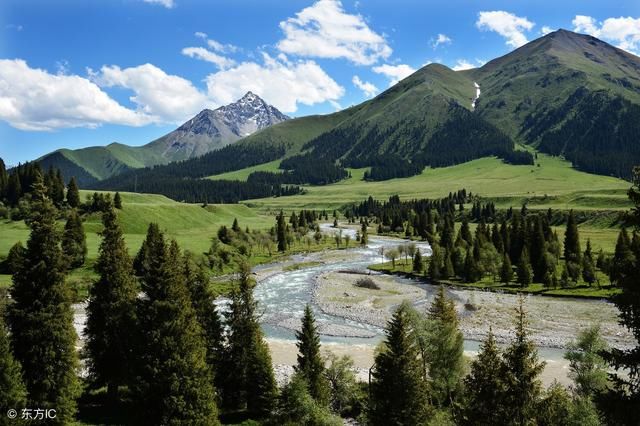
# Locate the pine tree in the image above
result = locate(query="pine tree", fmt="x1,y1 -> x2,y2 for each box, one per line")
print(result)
0,157 -> 7,200
113,191 -> 122,209
8,172 -> 80,423
564,210 -> 581,264
61,209 -> 87,268
413,248 -> 423,273
609,228 -> 632,285
463,250 -> 481,282
443,251 -> 455,279
66,177 -> 80,208
232,217 -> 240,232
183,256 -> 225,390
84,204 -> 138,402
277,211 -> 288,252
428,243 -> 442,280
502,298 -> 545,426
295,305 -> 329,404
5,242 -> 25,274
581,239 -> 597,286
0,309 -> 27,416
369,304 -> 428,425
426,286 -> 464,408
500,253 -> 514,283
6,173 -> 22,206
600,167 -> 640,423
462,329 -> 506,425
132,223 -> 163,276
222,262 -> 277,417
517,247 -> 533,286
134,234 -> 219,425
360,221 -> 368,246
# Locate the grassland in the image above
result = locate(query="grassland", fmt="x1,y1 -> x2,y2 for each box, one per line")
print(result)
207,159 -> 282,181
241,154 -> 630,211
369,259 -> 619,299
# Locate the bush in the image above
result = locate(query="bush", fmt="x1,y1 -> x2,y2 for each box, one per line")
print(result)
354,277 -> 380,290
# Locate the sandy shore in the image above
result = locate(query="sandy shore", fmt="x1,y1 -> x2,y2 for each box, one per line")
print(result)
267,338 -> 571,387
312,271 -> 635,350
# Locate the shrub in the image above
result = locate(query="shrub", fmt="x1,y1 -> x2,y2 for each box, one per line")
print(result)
354,277 -> 380,290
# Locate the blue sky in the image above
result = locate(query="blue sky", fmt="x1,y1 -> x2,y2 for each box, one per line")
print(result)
1,0 -> 639,165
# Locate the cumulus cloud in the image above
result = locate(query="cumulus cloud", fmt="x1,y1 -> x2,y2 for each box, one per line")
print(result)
194,31 -> 207,39
452,60 -> 475,71
372,63 -> 416,86
573,15 -> 640,55
0,59 -> 149,131
452,59 -> 486,71
352,75 -> 378,98
277,0 -> 391,65
432,33 -> 452,48
142,0 -> 174,8
476,11 -> 535,48
90,63 -> 210,124
541,26 -> 554,35
205,53 -> 344,113
181,47 -> 235,69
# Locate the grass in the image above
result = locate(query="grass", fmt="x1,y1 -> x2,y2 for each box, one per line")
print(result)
370,259 -> 620,299
241,154 -> 631,211
207,160 -> 282,181
283,261 -> 323,271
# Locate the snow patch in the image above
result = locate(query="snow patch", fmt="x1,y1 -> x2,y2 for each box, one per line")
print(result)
471,82 -> 481,110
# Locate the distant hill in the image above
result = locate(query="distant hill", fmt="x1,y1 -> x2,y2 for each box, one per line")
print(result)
35,92 -> 288,185
47,30 -> 640,202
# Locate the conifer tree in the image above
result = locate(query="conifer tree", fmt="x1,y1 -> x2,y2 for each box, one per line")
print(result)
600,168 -> 640,423
5,242 -> 25,274
500,253 -> 514,283
369,304 -> 428,425
462,329 -> 506,425
132,223 -> 163,276
277,211 -> 288,252
113,191 -> 122,209
564,325 -> 609,397
134,234 -> 219,425
360,221 -> 368,246
581,239 -> 597,286
8,172 -> 80,423
463,250 -> 481,282
609,228 -> 632,285
564,210 -> 581,264
61,209 -> 87,268
66,177 -> 80,208
6,173 -> 21,206
517,247 -> 533,286
443,251 -> 455,279
183,255 -> 225,389
502,298 -> 545,425
0,309 -> 27,416
425,286 -> 465,408
222,262 -> 276,417
0,157 -> 7,200
84,204 -> 138,402
295,305 -> 329,404
428,243 -> 442,280
413,248 -> 423,273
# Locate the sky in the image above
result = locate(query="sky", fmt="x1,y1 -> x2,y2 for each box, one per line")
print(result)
1,0 -> 639,166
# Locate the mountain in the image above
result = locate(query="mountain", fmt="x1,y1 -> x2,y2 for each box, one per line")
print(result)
87,30 -> 640,202
35,92 -> 289,185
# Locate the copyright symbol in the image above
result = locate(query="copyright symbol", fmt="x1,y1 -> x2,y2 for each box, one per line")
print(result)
7,409 -> 17,419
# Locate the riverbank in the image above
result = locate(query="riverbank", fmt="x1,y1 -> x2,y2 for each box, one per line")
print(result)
369,260 -> 620,299
267,338 -> 572,387
311,270 -> 635,350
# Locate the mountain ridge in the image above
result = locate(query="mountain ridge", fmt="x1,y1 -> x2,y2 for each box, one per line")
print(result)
35,92 -> 289,185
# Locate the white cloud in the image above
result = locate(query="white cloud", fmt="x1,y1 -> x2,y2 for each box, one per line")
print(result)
352,75 -> 378,98
91,63 -> 210,124
372,63 -> 416,86
142,0 -> 174,8
572,15 -> 599,35
476,11 -> 535,48
432,33 -> 452,48
194,31 -> 207,39
452,60 -> 475,71
452,59 -> 486,71
541,26 -> 554,35
205,53 -> 344,113
0,59 -> 149,131
277,0 -> 392,65
573,15 -> 640,55
206,39 -> 238,53
181,47 -> 235,69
